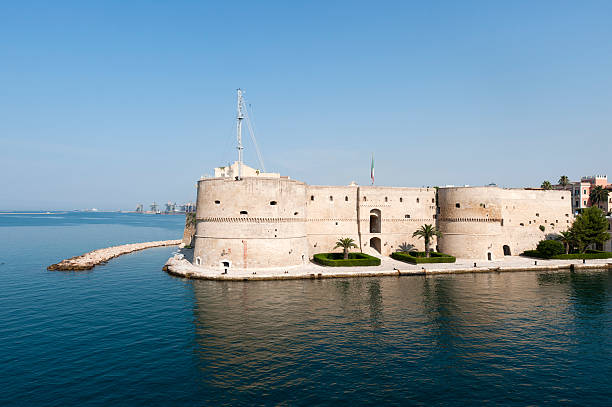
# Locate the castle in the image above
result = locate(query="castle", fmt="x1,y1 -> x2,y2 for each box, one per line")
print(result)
191,162 -> 573,270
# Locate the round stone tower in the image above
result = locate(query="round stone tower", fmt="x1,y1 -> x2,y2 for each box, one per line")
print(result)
193,177 -> 308,270
437,187 -> 504,260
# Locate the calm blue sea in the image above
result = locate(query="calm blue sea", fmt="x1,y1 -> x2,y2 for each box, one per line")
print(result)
0,212 -> 611,406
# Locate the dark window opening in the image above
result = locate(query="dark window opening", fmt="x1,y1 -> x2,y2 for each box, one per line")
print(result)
405,214 -> 410,218
214,200 -> 220,204
240,210 -> 248,215
456,203 -> 460,208
345,196 -> 348,201
270,201 -> 277,206
311,195 -> 314,201
329,196 -> 333,201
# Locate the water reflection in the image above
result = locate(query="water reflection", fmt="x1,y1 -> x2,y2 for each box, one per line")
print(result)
190,271 -> 612,405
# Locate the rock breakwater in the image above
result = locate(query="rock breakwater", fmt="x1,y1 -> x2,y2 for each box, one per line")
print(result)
48,240 -> 181,271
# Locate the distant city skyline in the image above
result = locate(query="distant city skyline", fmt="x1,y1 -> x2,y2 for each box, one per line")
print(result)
1,1 -> 611,210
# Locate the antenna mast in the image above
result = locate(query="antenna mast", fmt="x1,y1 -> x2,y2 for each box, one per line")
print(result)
236,88 -> 244,180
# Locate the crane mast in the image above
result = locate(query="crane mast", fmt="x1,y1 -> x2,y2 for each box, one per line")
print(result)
236,89 -> 244,180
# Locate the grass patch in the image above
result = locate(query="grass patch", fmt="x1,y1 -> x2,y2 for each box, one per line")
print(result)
391,251 -> 456,264
313,252 -> 380,267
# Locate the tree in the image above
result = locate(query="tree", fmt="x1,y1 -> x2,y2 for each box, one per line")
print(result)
397,242 -> 415,253
558,175 -> 570,187
570,206 -> 609,252
589,186 -> 609,206
558,230 -> 575,254
333,237 -> 358,259
541,181 -> 553,190
412,224 -> 442,257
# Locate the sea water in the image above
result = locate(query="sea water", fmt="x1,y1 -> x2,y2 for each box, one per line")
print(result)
0,212 -> 611,406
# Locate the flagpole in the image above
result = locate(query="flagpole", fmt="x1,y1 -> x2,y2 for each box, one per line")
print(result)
370,153 -> 374,185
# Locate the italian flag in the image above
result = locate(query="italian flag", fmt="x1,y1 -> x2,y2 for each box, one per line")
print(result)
370,153 -> 374,185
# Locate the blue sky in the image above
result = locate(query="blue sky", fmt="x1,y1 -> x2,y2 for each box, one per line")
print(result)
1,1 -> 611,210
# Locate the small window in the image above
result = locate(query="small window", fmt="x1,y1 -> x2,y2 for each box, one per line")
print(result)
536,213 -> 539,217
520,223 -> 524,226
240,210 -> 248,215
214,200 -> 220,205
405,214 -> 410,218
329,196 -> 333,201
195,257 -> 201,266
311,195 -> 314,201
456,203 -> 460,208
529,221 -> 531,224
385,197 -> 388,202
270,201 -> 277,206
432,198 -> 435,203
416,198 -> 420,203
561,196 -> 564,199
345,196 -> 348,201
294,212 -> 299,216
363,196 -> 367,201
335,222 -> 338,225
399,197 -> 403,202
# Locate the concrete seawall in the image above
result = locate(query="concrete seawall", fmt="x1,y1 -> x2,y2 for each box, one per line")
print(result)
163,250 -> 612,281
48,240 -> 181,271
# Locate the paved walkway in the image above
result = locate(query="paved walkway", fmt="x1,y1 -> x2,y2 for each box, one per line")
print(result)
164,248 -> 612,281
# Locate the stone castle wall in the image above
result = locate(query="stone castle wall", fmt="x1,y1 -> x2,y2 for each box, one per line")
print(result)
192,176 -> 574,269
304,185 -> 436,256
437,187 -> 573,259
193,177 -> 309,269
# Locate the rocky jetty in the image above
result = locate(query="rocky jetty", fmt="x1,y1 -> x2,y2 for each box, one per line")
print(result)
48,240 -> 182,271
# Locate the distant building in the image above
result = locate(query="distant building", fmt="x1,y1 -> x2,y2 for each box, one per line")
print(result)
553,175 -> 611,213
212,161 -> 280,179
606,217 -> 612,252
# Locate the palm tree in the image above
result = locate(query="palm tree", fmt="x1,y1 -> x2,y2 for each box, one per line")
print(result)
334,237 -> 358,259
541,181 -> 553,190
412,224 -> 442,258
397,242 -> 415,253
589,186 -> 609,206
559,230 -> 574,254
558,175 -> 570,187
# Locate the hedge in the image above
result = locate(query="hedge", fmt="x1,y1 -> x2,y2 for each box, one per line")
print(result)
391,251 -> 456,264
313,252 -> 381,267
521,250 -> 612,260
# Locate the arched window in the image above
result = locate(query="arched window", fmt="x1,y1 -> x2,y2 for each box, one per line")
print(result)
363,196 -> 367,201
329,196 -> 333,201
310,195 -> 314,201
369,209 -> 381,233
416,198 -> 420,203
345,196 -> 348,201
400,197 -> 403,202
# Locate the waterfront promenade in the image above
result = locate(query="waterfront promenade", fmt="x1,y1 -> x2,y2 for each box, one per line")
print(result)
164,248 -> 612,281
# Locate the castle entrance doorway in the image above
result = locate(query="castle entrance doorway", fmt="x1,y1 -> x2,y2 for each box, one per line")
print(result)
370,237 -> 381,254
503,245 -> 511,256
370,209 -> 381,233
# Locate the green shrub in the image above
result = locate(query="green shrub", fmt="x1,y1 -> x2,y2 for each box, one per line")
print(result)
313,252 -> 381,267
391,251 -> 456,264
521,249 -> 612,260
551,252 -> 612,260
539,225 -> 545,232
536,240 -> 565,258
521,250 -> 544,258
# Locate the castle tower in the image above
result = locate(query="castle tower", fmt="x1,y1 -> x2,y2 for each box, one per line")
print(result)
193,176 -> 309,270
